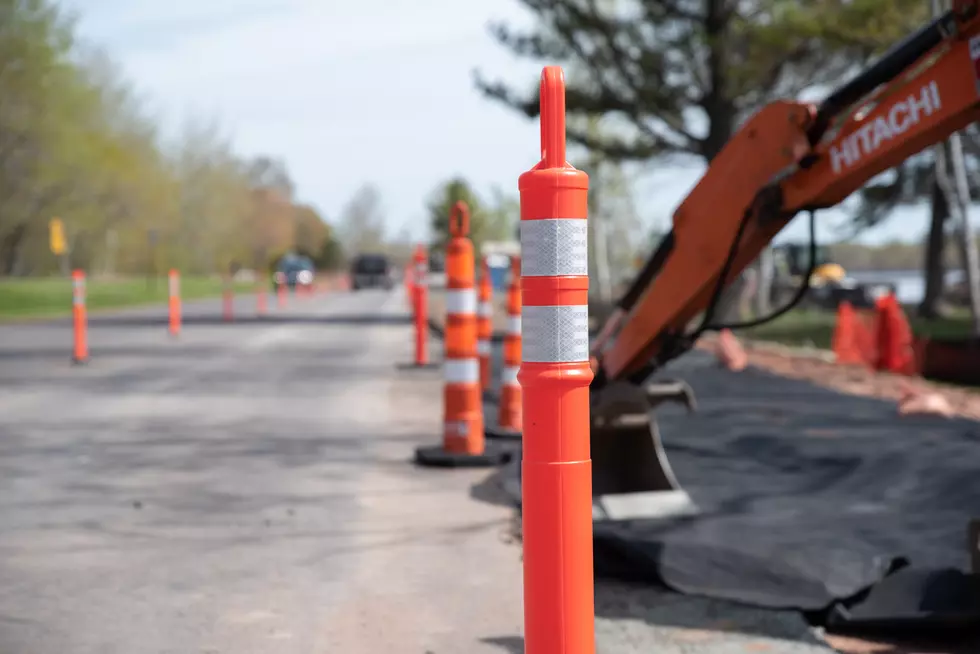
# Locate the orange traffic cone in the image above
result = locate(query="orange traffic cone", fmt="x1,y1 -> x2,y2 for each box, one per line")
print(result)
874,293 -> 917,375
487,255 -> 522,441
832,301 -> 866,365
414,202 -> 508,468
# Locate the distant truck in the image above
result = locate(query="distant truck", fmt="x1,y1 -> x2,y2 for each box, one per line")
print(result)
349,253 -> 394,291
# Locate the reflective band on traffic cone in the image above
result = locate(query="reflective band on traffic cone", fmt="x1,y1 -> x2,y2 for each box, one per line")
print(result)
477,257 -> 493,390
72,270 -> 88,365
414,202 -> 509,468
487,255 -> 522,441
519,66 -> 594,654
168,269 -> 181,337
277,281 -> 286,308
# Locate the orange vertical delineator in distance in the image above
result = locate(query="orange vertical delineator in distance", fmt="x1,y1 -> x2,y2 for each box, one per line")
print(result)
168,269 -> 181,338
487,255 -> 523,441
256,276 -> 268,316
414,203 -> 508,468
518,66 -> 594,654
477,257 -> 493,389
71,270 -> 89,365
277,278 -> 287,309
410,244 -> 433,367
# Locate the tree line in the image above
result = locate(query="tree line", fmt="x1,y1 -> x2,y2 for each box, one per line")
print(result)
0,0 -> 343,279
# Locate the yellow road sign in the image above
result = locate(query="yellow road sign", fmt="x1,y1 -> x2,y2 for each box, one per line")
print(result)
49,218 -> 66,255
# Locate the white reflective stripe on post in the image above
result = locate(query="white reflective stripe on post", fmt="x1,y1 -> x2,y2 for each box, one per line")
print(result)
73,279 -> 85,306
501,365 -> 520,386
522,305 -> 589,363
444,358 -> 480,384
446,288 -> 477,315
169,276 -> 179,297
415,264 -> 427,287
520,218 -> 588,277
478,340 -> 491,355
478,301 -> 492,318
507,315 -> 521,336
445,420 -> 470,439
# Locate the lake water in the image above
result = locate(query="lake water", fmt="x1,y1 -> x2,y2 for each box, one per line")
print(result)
483,263 -> 961,305
849,269 -> 965,305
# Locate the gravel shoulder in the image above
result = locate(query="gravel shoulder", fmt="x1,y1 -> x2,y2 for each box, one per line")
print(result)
695,333 -> 980,420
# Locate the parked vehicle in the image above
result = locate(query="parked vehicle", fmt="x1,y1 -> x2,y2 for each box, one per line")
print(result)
350,253 -> 393,291
273,253 -> 315,291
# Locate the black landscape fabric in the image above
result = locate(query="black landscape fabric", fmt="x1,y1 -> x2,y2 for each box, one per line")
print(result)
494,349 -> 980,628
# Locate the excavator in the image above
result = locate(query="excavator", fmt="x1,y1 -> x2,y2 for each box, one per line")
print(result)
771,242 -> 895,309
585,0 -> 980,503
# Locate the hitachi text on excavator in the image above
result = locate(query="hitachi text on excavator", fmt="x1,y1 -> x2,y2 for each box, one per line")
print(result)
587,0 -> 980,499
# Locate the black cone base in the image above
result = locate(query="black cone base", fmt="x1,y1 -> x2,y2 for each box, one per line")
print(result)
414,442 -> 511,468
485,426 -> 522,441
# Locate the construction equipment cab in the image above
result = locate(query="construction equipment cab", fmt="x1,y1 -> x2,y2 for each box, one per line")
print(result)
771,243 -> 894,309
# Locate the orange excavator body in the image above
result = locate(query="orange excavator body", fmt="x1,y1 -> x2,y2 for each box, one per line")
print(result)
588,0 -> 980,499
595,0 -> 980,386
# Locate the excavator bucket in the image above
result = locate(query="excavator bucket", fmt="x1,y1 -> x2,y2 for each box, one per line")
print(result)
590,379 -> 700,520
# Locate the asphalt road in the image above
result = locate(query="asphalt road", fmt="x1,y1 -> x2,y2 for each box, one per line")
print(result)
0,288 -> 524,654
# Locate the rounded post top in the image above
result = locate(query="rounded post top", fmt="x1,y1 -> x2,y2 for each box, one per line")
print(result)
539,66 -> 566,169
450,201 -> 470,237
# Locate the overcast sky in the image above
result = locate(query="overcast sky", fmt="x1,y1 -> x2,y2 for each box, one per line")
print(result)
60,0 -> 957,248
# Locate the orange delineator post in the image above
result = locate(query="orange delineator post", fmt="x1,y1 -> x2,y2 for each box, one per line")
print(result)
488,255 -> 523,440
477,257 -> 493,389
168,269 -> 181,337
277,280 -> 287,308
518,66 -> 594,654
256,279 -> 267,316
72,270 -> 88,364
414,204 -> 507,468
413,244 -> 430,366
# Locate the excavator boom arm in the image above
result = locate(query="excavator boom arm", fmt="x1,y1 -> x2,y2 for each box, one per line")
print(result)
593,0 -> 980,388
